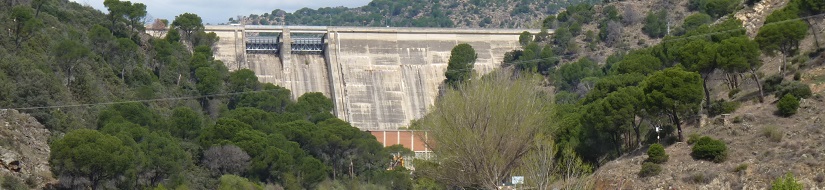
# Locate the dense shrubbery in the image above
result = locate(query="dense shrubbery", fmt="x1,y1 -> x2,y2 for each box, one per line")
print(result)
689,0 -> 739,18
646,144 -> 669,164
239,0 -> 599,28
708,99 -> 740,116
643,10 -> 668,38
776,94 -> 800,117
638,162 -> 662,177
4,1 -> 414,189
679,13 -> 712,34
775,81 -> 812,99
763,75 -> 785,93
690,136 -> 728,163
1,175 -> 27,190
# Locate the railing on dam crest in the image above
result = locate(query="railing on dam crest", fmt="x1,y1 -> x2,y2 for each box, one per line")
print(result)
245,36 -> 280,54
291,36 -> 324,53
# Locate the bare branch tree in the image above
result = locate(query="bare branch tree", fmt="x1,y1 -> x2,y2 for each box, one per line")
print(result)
421,70 -> 552,189
520,133 -> 556,190
202,145 -> 251,176
605,21 -> 624,47
148,18 -> 168,38
622,5 -> 640,25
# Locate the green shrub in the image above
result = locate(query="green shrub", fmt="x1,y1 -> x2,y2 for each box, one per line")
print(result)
1,175 -> 27,190
218,175 -> 263,190
732,116 -> 743,123
763,75 -> 784,93
728,88 -> 741,99
708,99 -> 740,116
771,173 -> 803,190
646,143 -> 669,164
687,133 -> 701,145
793,72 -> 801,81
691,136 -> 728,163
643,10 -> 668,38
638,162 -> 662,177
776,81 -> 812,99
761,125 -> 783,142
681,13 -> 713,33
689,0 -> 739,18
776,94 -> 800,117
791,55 -> 810,65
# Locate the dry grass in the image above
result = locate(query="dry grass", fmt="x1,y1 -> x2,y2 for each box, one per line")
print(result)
761,125 -> 783,142
733,163 -> 748,173
684,171 -> 717,184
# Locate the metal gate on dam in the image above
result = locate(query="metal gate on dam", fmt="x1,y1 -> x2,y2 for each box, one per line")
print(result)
206,25 -> 546,131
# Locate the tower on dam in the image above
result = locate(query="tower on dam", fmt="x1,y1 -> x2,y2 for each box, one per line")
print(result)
207,25 -> 546,130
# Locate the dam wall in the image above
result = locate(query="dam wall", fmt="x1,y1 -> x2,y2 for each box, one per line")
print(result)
207,25 -> 544,130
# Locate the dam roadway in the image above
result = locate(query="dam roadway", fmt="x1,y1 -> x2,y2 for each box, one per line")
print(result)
207,25 -> 546,130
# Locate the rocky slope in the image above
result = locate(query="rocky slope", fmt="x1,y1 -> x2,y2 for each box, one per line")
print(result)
586,0 -> 825,188
592,93 -> 825,189
0,109 -> 54,189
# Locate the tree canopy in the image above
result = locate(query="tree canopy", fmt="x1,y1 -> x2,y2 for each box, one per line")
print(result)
103,0 -> 147,37
444,43 -> 477,88
756,6 -> 808,75
642,67 -> 704,141
50,129 -> 135,190
172,13 -> 205,43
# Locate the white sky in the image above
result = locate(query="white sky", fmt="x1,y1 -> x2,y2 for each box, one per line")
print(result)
69,0 -> 373,24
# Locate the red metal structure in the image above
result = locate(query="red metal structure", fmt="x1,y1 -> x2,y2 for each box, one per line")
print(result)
368,130 -> 432,159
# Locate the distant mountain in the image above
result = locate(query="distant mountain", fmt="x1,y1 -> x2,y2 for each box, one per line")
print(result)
233,0 -> 600,28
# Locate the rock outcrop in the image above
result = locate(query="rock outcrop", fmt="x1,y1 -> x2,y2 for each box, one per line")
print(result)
0,109 -> 54,189
734,0 -> 790,36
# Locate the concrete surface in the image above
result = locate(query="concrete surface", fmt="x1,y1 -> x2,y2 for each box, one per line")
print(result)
208,25 -> 546,130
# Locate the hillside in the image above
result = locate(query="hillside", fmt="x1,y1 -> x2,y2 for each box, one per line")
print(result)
0,110 -> 53,189
235,0 -> 599,28
575,0 -> 825,188
454,0 -> 825,187
0,0 -> 412,189
593,95 -> 825,189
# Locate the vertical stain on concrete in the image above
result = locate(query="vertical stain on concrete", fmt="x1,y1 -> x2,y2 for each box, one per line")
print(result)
209,26 -> 538,130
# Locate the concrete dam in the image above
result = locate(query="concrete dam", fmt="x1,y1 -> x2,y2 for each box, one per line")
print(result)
207,25 -> 544,130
